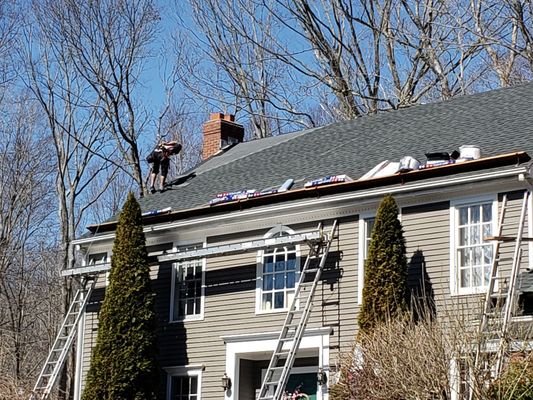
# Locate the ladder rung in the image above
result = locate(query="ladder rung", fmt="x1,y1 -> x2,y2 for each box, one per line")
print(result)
490,293 -> 508,299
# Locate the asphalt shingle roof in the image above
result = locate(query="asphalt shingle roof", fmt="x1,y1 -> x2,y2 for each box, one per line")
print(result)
139,82 -> 533,215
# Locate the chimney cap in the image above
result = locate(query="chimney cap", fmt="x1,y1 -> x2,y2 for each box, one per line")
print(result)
210,113 -> 235,122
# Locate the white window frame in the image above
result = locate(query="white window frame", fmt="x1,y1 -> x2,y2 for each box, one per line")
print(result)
255,225 -> 301,314
450,195 -> 498,296
170,240 -> 206,322
358,213 -> 375,304
165,365 -> 203,400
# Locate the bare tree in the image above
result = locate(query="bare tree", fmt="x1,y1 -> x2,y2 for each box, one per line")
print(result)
22,1 -> 138,395
35,0 -> 160,195
179,0 -> 483,127
180,0 -> 317,138
468,0 -> 533,87
0,96 -> 60,397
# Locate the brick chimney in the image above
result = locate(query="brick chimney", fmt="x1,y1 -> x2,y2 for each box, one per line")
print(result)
202,113 -> 244,160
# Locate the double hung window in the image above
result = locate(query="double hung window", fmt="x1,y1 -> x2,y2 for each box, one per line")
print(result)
171,244 -> 204,321
258,228 -> 299,312
169,375 -> 198,400
452,199 -> 496,294
165,366 -> 202,400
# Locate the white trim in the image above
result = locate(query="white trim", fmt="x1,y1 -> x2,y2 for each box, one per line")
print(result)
527,189 -> 533,270
224,330 -> 330,400
221,327 -> 333,343
169,239 -> 206,322
165,365 -> 204,400
73,310 -> 86,400
73,167 -> 529,246
255,226 -> 301,314
358,212 -> 375,304
450,194 -> 498,296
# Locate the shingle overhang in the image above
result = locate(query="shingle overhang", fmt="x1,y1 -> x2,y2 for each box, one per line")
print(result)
87,151 -> 530,234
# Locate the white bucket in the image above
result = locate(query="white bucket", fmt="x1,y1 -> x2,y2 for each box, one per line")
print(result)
459,145 -> 481,160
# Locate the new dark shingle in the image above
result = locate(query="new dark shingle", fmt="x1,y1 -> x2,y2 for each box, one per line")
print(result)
139,82 -> 533,214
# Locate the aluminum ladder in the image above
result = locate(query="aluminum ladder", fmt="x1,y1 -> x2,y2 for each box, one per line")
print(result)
471,191 -> 531,398
30,276 -> 97,400
257,220 -> 337,400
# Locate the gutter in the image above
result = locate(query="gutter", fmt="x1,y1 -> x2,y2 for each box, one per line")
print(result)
73,152 -> 531,246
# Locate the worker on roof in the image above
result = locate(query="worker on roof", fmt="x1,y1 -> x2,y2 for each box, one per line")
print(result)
147,140 -> 182,194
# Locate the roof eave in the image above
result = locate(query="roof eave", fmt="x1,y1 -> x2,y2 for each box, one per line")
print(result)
87,151 -> 530,234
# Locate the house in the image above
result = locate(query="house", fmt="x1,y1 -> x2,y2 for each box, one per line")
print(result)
67,83 -> 533,400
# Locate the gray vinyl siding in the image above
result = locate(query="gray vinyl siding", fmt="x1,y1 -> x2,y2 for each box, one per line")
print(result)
78,189 -> 532,399
152,218 -> 359,400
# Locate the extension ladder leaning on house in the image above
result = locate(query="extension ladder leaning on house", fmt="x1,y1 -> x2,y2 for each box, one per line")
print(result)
30,220 -> 338,400
471,190 -> 532,399
29,276 -> 97,400
257,220 -> 338,400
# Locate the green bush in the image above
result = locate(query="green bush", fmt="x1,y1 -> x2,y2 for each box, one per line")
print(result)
358,194 -> 408,334
82,193 -> 159,400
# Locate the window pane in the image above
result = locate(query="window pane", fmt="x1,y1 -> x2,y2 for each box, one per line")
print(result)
195,298 -> 201,313
471,205 -> 480,223
483,223 -> 491,241
459,207 -> 468,225
274,292 -> 284,308
472,266 -> 482,287
287,253 -> 296,269
275,260 -> 285,271
190,377 -> 198,394
366,219 -> 375,238
459,249 -> 470,267
274,273 -> 285,289
470,225 -> 480,244
482,204 -> 491,223
459,227 -> 469,245
473,246 -> 482,265
262,293 -> 272,310
264,256 -> 273,273
461,268 -> 470,287
287,271 -> 295,288
484,245 -> 493,265
186,298 -> 195,314
263,274 -> 273,290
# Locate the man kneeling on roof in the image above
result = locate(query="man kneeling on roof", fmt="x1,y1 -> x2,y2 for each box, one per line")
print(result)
147,141 -> 182,194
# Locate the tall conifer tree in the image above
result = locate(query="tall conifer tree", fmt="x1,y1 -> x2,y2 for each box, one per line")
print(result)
358,194 -> 408,334
82,193 -> 158,400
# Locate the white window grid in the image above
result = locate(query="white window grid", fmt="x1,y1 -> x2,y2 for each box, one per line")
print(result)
456,203 -> 493,291
261,244 -> 298,311
450,196 -> 497,295
165,365 -> 203,400
170,242 -> 205,322
172,259 -> 203,320
170,375 -> 198,400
